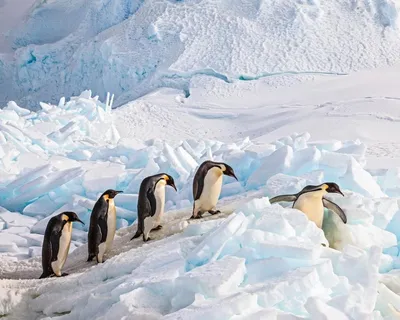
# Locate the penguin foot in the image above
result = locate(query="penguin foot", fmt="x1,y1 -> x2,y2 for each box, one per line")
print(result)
143,237 -> 152,242
61,273 -> 69,277
189,215 -> 202,219
208,210 -> 221,215
151,225 -> 162,231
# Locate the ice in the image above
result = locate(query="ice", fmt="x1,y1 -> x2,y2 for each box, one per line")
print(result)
22,195 -> 61,217
82,162 -> 125,193
175,256 -> 246,300
0,233 -> 28,247
1,89 -> 400,317
186,213 -> 248,270
289,147 -> 321,175
247,146 -> 294,189
305,297 -> 348,320
340,157 -> 385,198
0,210 -> 37,228
28,246 -> 42,257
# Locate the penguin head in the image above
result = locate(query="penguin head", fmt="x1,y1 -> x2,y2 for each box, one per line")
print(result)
221,163 -> 238,181
63,211 -> 85,225
162,174 -> 177,192
102,189 -> 123,199
324,182 -> 344,196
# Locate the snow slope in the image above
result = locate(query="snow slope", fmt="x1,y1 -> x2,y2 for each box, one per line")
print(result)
2,65 -> 400,317
2,0 -> 400,108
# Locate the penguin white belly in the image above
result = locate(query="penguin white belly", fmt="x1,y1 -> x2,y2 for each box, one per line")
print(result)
196,168 -> 223,211
51,222 -> 72,276
293,192 -> 325,228
98,200 -> 117,263
105,200 -> 117,251
154,182 -> 166,225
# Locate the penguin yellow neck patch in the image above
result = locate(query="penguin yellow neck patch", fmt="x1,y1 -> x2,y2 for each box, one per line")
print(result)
103,194 -> 109,200
62,214 -> 69,221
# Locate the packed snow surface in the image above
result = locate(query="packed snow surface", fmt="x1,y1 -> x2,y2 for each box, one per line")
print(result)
1,85 -> 400,319
2,0 -> 400,108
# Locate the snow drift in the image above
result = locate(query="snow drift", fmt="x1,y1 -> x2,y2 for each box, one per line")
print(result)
2,0 -> 400,109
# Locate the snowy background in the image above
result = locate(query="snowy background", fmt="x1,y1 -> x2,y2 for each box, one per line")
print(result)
2,0 -> 400,319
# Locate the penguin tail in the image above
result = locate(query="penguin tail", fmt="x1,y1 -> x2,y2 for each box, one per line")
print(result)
131,228 -> 142,240
39,271 -> 51,279
87,254 -> 96,262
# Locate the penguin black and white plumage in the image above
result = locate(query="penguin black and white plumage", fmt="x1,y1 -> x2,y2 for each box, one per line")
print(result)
87,189 -> 123,263
191,160 -> 238,219
40,211 -> 84,279
269,182 -> 347,228
131,173 -> 177,242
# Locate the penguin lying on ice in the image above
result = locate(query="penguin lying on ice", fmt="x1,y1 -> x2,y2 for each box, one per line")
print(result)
131,173 -> 177,242
191,160 -> 238,219
87,189 -> 123,263
269,182 -> 347,228
40,211 -> 84,279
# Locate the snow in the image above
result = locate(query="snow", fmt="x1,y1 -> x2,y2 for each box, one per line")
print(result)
0,75 -> 400,318
0,94 -> 399,317
2,0 -> 400,109
2,0 -> 400,318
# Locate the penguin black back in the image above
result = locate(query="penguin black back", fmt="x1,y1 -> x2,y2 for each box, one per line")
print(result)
131,173 -> 176,241
40,211 -> 83,279
87,189 -> 123,262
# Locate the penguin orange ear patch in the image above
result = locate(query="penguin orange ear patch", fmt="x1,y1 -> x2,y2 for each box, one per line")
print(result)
62,214 -> 69,221
322,184 -> 329,190
163,175 -> 169,181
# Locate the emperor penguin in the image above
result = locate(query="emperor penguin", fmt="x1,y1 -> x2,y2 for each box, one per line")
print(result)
40,211 -> 84,279
131,173 -> 177,242
269,182 -> 347,228
87,189 -> 123,263
191,160 -> 238,219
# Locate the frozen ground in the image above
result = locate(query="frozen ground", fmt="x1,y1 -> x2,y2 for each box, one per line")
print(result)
1,65 -> 400,318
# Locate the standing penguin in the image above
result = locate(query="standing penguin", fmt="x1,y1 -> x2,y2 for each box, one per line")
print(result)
131,173 -> 177,242
40,211 -> 84,279
87,189 -> 123,263
191,160 -> 238,219
269,182 -> 347,228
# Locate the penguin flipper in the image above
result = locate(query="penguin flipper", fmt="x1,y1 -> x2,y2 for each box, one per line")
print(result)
88,199 -> 108,260
98,216 -> 108,243
39,271 -> 52,279
269,194 -> 297,204
146,188 -> 157,217
193,163 -> 210,201
323,198 -> 347,224
50,229 -> 61,262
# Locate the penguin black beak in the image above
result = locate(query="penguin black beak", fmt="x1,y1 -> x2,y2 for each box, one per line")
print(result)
116,191 -> 123,194
76,218 -> 85,225
170,182 -> 177,192
226,171 -> 238,181
337,189 -> 344,197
